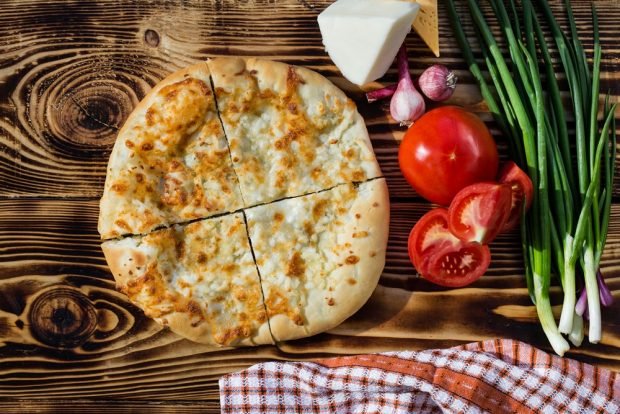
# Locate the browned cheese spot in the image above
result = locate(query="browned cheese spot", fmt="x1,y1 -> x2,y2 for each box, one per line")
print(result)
259,89 -> 276,100
303,221 -> 313,236
373,202 -> 379,207
162,176 -> 187,206
141,142 -> 154,151
227,221 -> 241,237
197,252 -> 207,264
234,290 -> 247,301
347,278 -> 357,285
257,309 -> 267,322
287,102 -> 298,114
293,314 -> 304,326
352,170 -> 366,181
169,159 -> 182,171
223,263 -> 238,274
286,66 -> 306,90
274,212 -> 284,222
135,173 -> 144,183
327,298 -> 335,306
125,140 -> 135,148
175,240 -> 185,260
329,138 -> 338,145
355,213 -> 361,219
275,170 -> 287,189
312,199 -> 328,221
192,184 -> 204,207
145,108 -> 156,126
187,300 -> 202,315
345,255 -> 360,265
352,231 -> 369,238
311,167 -> 322,180
114,219 -> 131,231
286,252 -> 306,278
369,251 -> 377,258
111,182 -> 128,193
177,279 -> 191,290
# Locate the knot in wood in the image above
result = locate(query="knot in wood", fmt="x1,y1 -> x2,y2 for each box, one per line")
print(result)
28,287 -> 97,348
144,29 -> 160,47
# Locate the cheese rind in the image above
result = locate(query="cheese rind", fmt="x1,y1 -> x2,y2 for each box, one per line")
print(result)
318,0 -> 420,85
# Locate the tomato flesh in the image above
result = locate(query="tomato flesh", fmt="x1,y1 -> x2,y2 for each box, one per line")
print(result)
408,208 -> 490,287
399,106 -> 499,206
408,208 -> 461,273
497,161 -> 534,231
448,183 -> 512,244
426,242 -> 491,287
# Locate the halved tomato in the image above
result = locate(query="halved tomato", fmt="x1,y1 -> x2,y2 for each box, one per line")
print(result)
448,183 -> 512,244
408,208 -> 461,274
408,208 -> 490,287
498,161 -> 534,231
426,242 -> 491,287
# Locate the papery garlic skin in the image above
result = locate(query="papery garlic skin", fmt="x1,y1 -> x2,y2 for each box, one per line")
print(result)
390,77 -> 425,126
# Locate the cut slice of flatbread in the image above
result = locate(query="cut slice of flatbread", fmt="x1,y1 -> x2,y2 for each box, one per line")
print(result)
101,213 -> 273,346
245,178 -> 389,341
98,62 -> 244,240
207,57 -> 382,207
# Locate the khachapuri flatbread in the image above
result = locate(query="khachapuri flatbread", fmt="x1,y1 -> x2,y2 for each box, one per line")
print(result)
99,57 -> 389,346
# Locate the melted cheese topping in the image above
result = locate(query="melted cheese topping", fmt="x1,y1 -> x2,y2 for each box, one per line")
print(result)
99,69 -> 244,239
210,59 -> 381,206
245,180 -> 383,341
103,214 -> 268,346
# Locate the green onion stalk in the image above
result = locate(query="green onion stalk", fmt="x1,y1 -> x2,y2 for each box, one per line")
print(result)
446,0 -> 615,355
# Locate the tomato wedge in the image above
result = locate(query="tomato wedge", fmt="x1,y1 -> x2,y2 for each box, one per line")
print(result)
408,208 -> 461,274
498,161 -> 534,231
408,208 -> 491,287
448,183 -> 512,244
426,242 -> 491,287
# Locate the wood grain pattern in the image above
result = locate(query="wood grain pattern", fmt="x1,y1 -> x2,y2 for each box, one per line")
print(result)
0,0 -> 619,412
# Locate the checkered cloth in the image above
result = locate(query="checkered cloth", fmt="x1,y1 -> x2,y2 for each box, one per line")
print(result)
219,339 -> 619,413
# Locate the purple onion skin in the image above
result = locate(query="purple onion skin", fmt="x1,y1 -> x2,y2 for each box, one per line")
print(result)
366,84 -> 397,103
419,64 -> 457,102
575,287 -> 588,316
597,270 -> 614,307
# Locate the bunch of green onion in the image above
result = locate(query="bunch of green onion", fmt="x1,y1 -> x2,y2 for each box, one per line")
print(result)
447,0 -> 616,355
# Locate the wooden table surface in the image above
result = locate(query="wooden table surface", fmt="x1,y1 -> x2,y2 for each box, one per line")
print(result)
0,0 -> 618,412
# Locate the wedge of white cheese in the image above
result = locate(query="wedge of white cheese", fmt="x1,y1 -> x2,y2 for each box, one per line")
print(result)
318,0 -> 420,86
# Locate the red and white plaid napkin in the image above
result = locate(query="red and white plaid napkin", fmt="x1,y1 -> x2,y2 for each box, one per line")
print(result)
220,339 -> 619,413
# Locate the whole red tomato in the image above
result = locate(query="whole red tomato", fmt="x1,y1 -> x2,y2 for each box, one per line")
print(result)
398,106 -> 499,206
